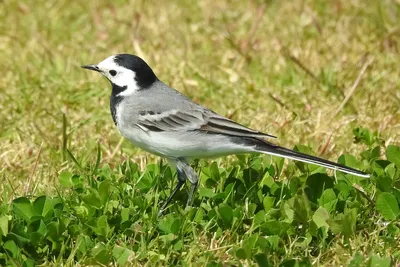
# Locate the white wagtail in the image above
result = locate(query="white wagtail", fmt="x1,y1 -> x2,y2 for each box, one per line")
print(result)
82,54 -> 369,215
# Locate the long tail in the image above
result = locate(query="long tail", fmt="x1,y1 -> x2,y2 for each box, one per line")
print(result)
235,137 -> 370,178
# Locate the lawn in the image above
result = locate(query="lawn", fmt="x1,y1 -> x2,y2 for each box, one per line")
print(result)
1,0 -> 400,266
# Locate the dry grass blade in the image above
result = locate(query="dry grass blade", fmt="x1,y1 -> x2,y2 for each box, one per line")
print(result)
332,57 -> 374,118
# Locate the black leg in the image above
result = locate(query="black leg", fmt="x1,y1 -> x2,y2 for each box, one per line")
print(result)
175,159 -> 199,209
186,181 -> 198,208
158,168 -> 186,217
159,158 -> 199,216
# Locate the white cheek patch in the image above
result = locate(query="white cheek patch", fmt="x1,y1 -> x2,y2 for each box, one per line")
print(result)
97,56 -> 139,96
115,70 -> 139,96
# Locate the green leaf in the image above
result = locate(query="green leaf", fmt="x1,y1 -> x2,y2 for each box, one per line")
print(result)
266,235 -> 281,251
210,162 -> 220,180
386,145 -> 400,168
158,214 -> 180,235
236,248 -> 247,259
349,252 -> 365,267
217,204 -> 234,227
263,196 -> 276,211
198,187 -> 215,198
170,218 -> 181,235
92,242 -> 111,265
290,195 -> 311,223
305,173 -> 334,203
46,221 -> 60,242
312,207 -> 329,229
59,171 -> 73,187
4,240 -> 20,258
98,180 -> 110,205
22,259 -> 35,267
242,234 -> 258,259
261,221 -> 289,236
318,189 -> 337,213
33,196 -> 56,219
376,192 -> 400,220
0,215 -> 10,236
8,222 -> 30,245
121,208 -> 130,224
329,208 -> 357,238
82,189 -> 102,209
113,245 -> 133,266
12,197 -> 35,223
367,255 -> 391,267
254,253 -> 270,267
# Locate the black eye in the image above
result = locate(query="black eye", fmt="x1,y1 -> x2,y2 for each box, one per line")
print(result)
109,70 -> 117,76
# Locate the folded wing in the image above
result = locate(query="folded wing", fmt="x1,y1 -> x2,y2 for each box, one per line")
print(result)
137,109 -> 276,139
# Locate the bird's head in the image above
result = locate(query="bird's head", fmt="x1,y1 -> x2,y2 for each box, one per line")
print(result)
82,54 -> 158,96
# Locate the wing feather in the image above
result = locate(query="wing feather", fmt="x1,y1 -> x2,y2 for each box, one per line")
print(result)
136,109 -> 276,139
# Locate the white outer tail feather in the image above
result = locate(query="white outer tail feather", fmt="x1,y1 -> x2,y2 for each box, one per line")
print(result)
256,146 -> 370,178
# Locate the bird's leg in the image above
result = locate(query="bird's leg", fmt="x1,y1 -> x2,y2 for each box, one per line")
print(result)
158,167 -> 186,216
175,159 -> 199,208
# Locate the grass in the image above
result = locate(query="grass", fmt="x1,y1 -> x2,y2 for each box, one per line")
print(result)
1,0 -> 400,265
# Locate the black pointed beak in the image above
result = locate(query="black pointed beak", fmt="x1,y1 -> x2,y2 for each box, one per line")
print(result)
81,64 -> 101,72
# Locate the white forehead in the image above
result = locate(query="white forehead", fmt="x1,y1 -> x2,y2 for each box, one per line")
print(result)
98,55 -> 120,70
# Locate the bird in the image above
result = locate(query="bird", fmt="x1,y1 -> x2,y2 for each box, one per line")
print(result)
82,54 -> 370,215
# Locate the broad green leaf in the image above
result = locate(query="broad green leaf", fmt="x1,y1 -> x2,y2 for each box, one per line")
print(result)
113,245 -> 133,266
305,174 -> 333,203
329,208 -> 357,238
376,192 -> 400,220
236,248 -> 247,259
97,215 -> 110,237
348,252 -> 365,267
28,219 -> 46,236
46,221 -> 60,242
8,222 -> 30,245
33,196 -> 55,218
263,196 -> 276,211
312,207 -> 329,229
318,189 -> 337,213
266,235 -> 281,251
22,259 -> 35,267
217,204 -> 234,227
367,255 -> 391,267
290,195 -> 311,223
121,208 -> 130,224
198,187 -> 215,198
59,171 -> 73,187
98,180 -> 110,205
261,220 -> 289,236
0,215 -> 10,236
12,197 -> 35,223
254,253 -> 270,267
170,218 -> 181,235
92,242 -> 111,265
242,234 -> 258,259
210,162 -> 220,180
3,240 -> 20,258
253,210 -> 266,226
386,145 -> 400,168
82,189 -> 102,209
158,214 -> 178,234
